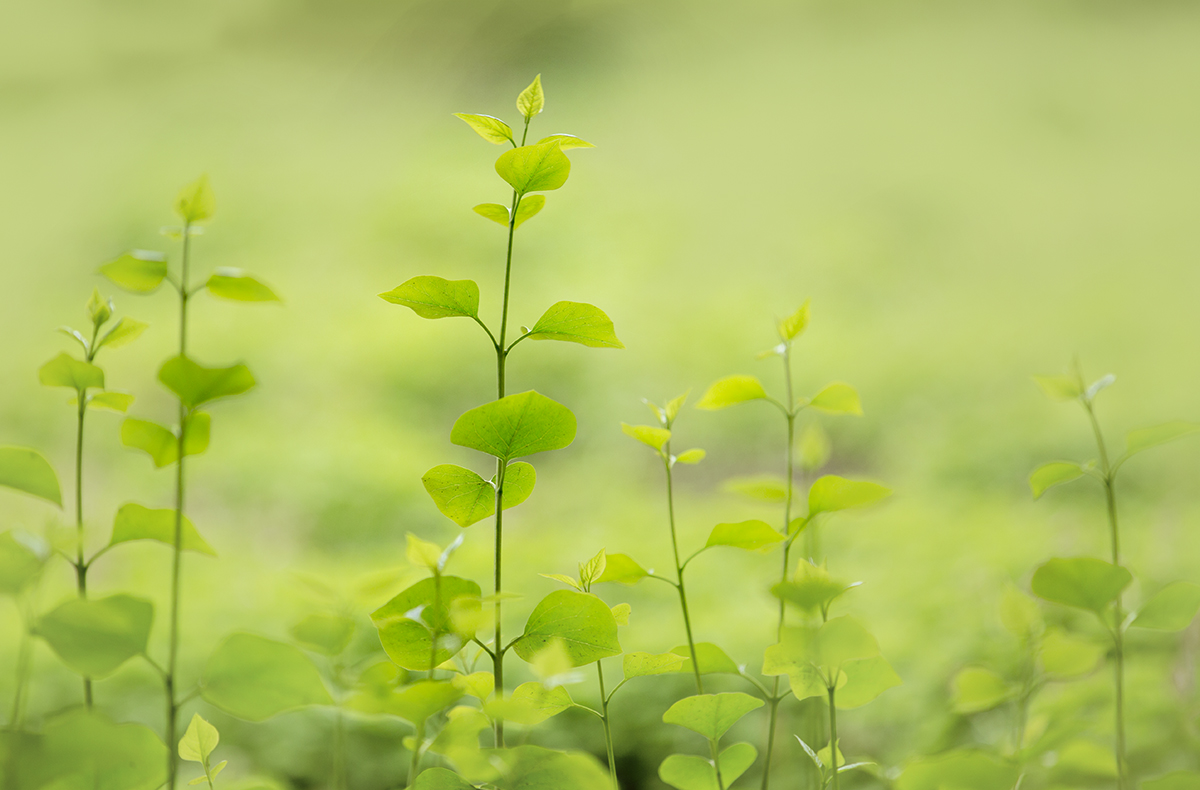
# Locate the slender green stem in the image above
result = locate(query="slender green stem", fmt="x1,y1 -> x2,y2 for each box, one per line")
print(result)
8,600 -> 33,729
430,572 -> 442,679
597,662 -> 619,790
72,391 -> 93,708
663,454 -> 704,694
709,738 -> 727,790
408,721 -> 425,787
166,220 -> 193,790
827,685 -> 839,790
334,708 -> 347,790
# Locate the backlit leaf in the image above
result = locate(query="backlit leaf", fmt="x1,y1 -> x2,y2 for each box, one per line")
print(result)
662,692 -> 763,740
516,74 -> 544,118
1031,557 -> 1131,614
1040,628 -> 1103,678
595,553 -> 648,585
724,476 -> 787,502
38,594 -> 153,678
99,250 -> 168,294
610,602 -> 631,625
35,710 -> 168,790
1125,421 -> 1200,458
836,655 -> 900,708
474,203 -> 510,226
176,175 -> 215,222
1034,374 -> 1082,402
671,643 -> 740,675
950,667 -> 1009,713
290,613 -> 355,656
39,353 -> 104,392
538,134 -> 594,150
513,589 -> 621,667
454,113 -> 514,144
0,446 -> 62,506
485,682 -> 572,725
0,531 -> 45,595
88,391 -> 135,412
414,766 -> 478,790
622,423 -> 670,451
704,520 -> 783,552
515,195 -> 546,227
1030,462 -> 1085,499
451,391 -> 576,461
388,680 -> 463,725
109,503 -> 216,556
380,276 -> 480,319
771,561 -> 850,613
406,533 -> 443,569
159,356 -> 255,409
695,376 -> 767,409
203,633 -> 333,721
659,742 -> 757,790
496,142 -> 570,194
528,301 -> 623,349
178,714 -> 219,764
808,476 -> 891,516
778,301 -> 810,341
120,414 -> 209,468
1131,581 -> 1200,631
422,462 -> 535,528
206,268 -> 280,302
623,652 -> 687,678
372,576 -> 481,670
675,448 -> 706,464
895,749 -> 1019,790
489,745 -> 611,790
806,382 -> 862,415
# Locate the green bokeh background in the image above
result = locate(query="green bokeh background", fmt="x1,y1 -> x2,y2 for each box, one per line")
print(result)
3,0 -> 1200,787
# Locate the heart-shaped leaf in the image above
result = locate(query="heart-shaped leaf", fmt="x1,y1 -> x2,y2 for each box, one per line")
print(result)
1030,461 -> 1086,499
38,594 -> 154,678
371,576 -> 481,670
99,250 -> 168,294
109,503 -> 215,556
1031,558 -> 1131,614
662,692 -> 763,740
516,75 -> 544,118
454,113 -> 514,145
807,382 -> 862,415
528,302 -> 623,349
39,353 -> 104,392
176,175 -> 215,222
808,476 -> 891,516
202,633 -> 333,721
451,391 -> 576,461
159,356 -> 255,410
513,590 -> 621,667
0,446 -> 62,506
695,376 -> 767,410
495,142 -> 570,194
704,520 -> 783,552
206,269 -> 280,302
484,681 -> 572,725
659,742 -> 757,790
379,276 -> 480,319
422,462 -> 535,527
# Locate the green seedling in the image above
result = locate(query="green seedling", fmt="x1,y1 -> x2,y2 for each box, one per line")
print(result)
378,73 -> 616,760
1030,365 -> 1200,790
179,714 -> 227,788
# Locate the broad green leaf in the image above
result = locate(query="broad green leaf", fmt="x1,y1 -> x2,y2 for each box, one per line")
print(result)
816,616 -> 881,669
675,448 -> 706,464
474,203 -> 510,226
0,531 -> 45,595
422,462 -> 535,528
454,113 -> 514,144
427,707 -> 492,781
622,423 -> 670,451
39,353 -> 104,392
704,519 -> 783,552
1030,462 -> 1085,499
1040,628 -> 1103,678
808,476 -> 891,516
38,594 -> 153,678
799,423 -> 831,471
89,391 -> 135,412
159,356 -> 255,409
528,301 -> 624,349
659,742 -> 757,790
1131,581 -> 1200,631
1143,772 -> 1200,790
457,671 -> 495,701
109,503 -> 216,556
407,533 -> 442,569
724,476 -> 787,502
895,749 -> 1019,790
771,561 -> 850,613
99,250 -> 168,294
538,134 -> 594,150
778,301 -> 810,341
206,268 -> 280,302
999,586 -> 1043,639
388,680 -> 463,724
513,589 -> 622,667
1054,739 -> 1117,778
671,643 -> 740,675
176,175 -> 215,222
379,276 -> 480,319
0,446 -> 62,505
1031,558 -> 1131,614
662,692 -> 763,740
695,375 -> 767,409
610,602 -> 631,625
120,415 -> 209,468
371,576 -> 481,669
836,655 -> 900,708
515,195 -> 545,227
36,710 -> 168,790
1034,374 -> 1082,402
202,632 -> 333,721
488,745 -> 610,790
1125,421 -> 1200,457
516,74 -> 544,118
451,391 -> 576,461
623,651 -> 687,678
414,767 -> 477,790
527,638 -> 577,685
178,714 -> 219,764
595,553 -> 648,585
950,667 -> 1009,713
807,382 -> 862,415
496,142 -> 570,194
485,682 -> 572,725
290,613 -> 355,655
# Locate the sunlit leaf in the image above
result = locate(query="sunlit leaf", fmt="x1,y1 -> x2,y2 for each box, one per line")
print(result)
489,745 -> 611,790
1040,628 -> 1103,678
38,594 -> 153,678
528,301 -> 623,349
203,633 -> 333,721
206,268 -> 281,302
451,391 -> 576,461
485,682 -> 572,725
474,203 -> 510,226
579,548 -> 606,588
622,423 -> 670,451
176,175 -> 215,222
623,652 -> 687,678
388,680 -> 464,725
1131,581 -> 1200,631
516,74 -> 545,118
659,742 -> 757,790
610,602 -> 631,625
695,375 -> 767,409
807,382 -> 862,415
836,655 -> 900,708
0,531 -> 46,595
671,643 -> 740,675
109,503 -> 216,556
515,195 -> 546,227
662,692 -> 763,740
1055,739 -> 1117,778
950,667 -> 1009,713
496,142 -> 570,194
35,710 -> 168,790
0,446 -> 62,506
513,590 -> 621,667
178,714 -> 219,764
1031,557 -> 1131,614
457,671 -> 494,701
808,476 -> 891,516
159,356 -> 255,409
1033,374 -> 1082,402
675,448 -> 706,464
895,749 -> 1019,790
1124,421 -> 1200,458
95,317 -> 149,350
778,301 -> 810,341
121,414 -> 208,468
454,113 -> 514,145
422,462 -> 535,528
39,353 -> 104,392
379,276 -> 480,319
407,533 -> 443,569
704,520 -> 783,552
290,613 -> 355,656
538,134 -> 594,150
595,553 -> 648,585
99,250 -> 168,294
88,391 -> 135,412
371,576 -> 481,670
771,560 -> 851,613
723,476 -> 787,502
1029,462 -> 1085,499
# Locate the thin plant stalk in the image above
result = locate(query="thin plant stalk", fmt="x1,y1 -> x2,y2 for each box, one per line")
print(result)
8,599 -> 34,729
827,685 -> 839,790
73,392 -> 92,708
662,444 -> 704,695
409,722 -> 425,788
596,661 -> 619,790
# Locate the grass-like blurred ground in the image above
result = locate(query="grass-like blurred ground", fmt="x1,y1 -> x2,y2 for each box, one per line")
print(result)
3,0 -> 1200,786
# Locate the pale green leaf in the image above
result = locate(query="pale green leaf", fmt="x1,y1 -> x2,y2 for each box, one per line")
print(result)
528,301 -> 623,348
39,353 -> 104,392
723,476 -> 787,502
594,553 -> 648,585
159,356 -> 255,409
474,203 -> 510,226
1055,738 -> 1117,778
610,602 -> 631,625
659,743 -> 757,790
178,714 -> 219,764
622,423 -> 670,451
516,74 -> 544,118
495,142 -> 570,194
0,531 -> 46,595
34,710 -> 168,790
489,745 -> 610,790
540,573 -> 582,590
96,317 -> 148,350
1125,421 -> 1200,458
950,667 -> 1009,713
1029,462 -> 1085,499
662,692 -> 763,740
778,301 -> 810,341
457,671 -> 494,701
671,643 -> 740,675
388,680 -> 463,725
836,655 -> 901,708
806,382 -> 862,415
513,589 -> 622,667
1143,771 -> 1200,790
771,560 -> 851,613
454,113 -> 514,144
895,749 -> 1019,790
176,175 -> 215,222
485,682 -> 572,725
202,633 -> 333,721
808,475 -> 891,515
371,576 -> 481,670
515,195 -> 545,227
109,503 -> 216,556
206,268 -> 280,302
1040,628 -> 1103,678
695,375 -> 767,409
623,652 -> 687,678
451,391 -> 576,461
379,276 -> 480,319
120,414 -> 209,468
38,594 -> 153,678
414,767 -> 477,790
422,461 -> 535,528
1031,557 -> 1131,614
1131,581 -> 1200,631
290,613 -> 355,655
406,533 -> 443,569
1033,374 -> 1082,402
675,448 -> 706,464
538,134 -> 594,150
99,250 -> 168,294
579,548 -> 606,587
704,520 -> 783,552
87,287 -> 113,327
0,446 -> 63,506
88,391 -> 135,412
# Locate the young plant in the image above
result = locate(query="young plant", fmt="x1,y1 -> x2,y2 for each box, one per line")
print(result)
377,73 -> 617,755
1029,366 -> 1200,789
179,714 -> 227,789
100,175 -> 279,787
38,288 -> 145,705
694,302 -> 891,788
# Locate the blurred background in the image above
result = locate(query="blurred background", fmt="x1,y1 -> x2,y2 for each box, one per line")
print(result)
2,0 -> 1200,787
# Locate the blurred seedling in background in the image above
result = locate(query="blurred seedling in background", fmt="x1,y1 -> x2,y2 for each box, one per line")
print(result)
179,714 -> 226,789
1028,365 -> 1200,789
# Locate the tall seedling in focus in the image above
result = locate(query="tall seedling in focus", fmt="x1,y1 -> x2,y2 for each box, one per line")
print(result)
378,73 -> 619,766
1029,366 -> 1200,790
101,176 -> 279,787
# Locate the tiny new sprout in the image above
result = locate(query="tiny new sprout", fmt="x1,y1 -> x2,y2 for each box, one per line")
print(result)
1029,363 -> 1200,790
179,714 -> 227,789
38,287 -> 146,707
